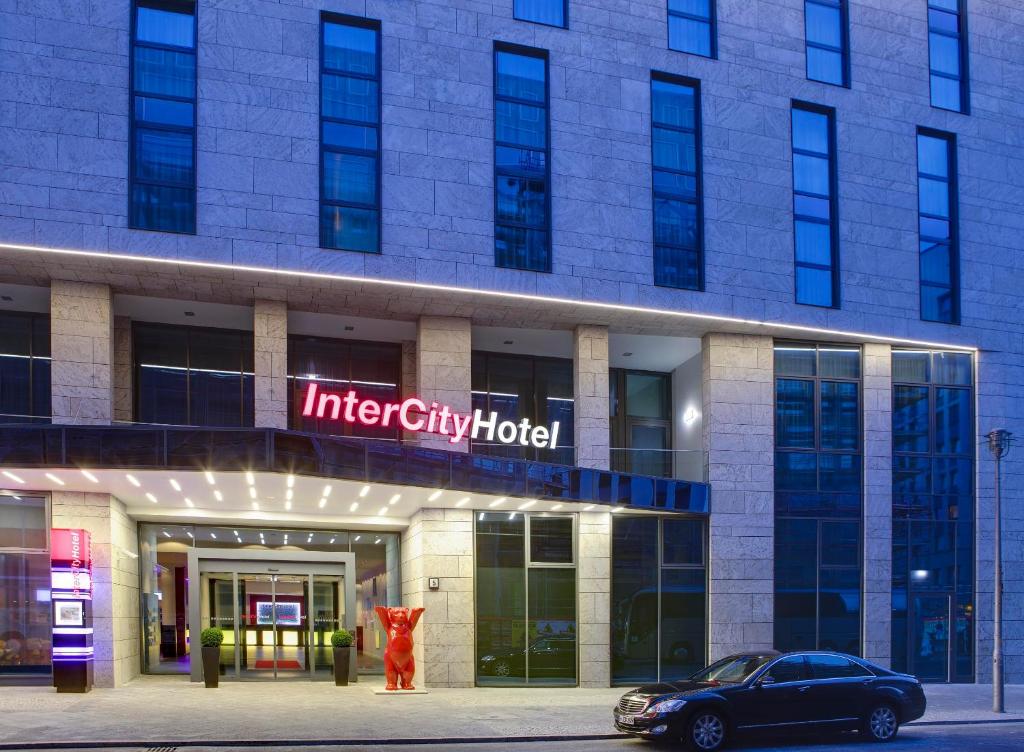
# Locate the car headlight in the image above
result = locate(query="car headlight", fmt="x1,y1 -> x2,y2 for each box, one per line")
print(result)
648,698 -> 686,714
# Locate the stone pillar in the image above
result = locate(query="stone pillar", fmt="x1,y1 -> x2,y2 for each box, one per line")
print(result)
112,315 -> 132,424
578,511 -> 611,687
400,508 -> 474,687
863,343 -> 893,667
253,299 -> 288,429
401,339 -> 418,442
50,280 -> 113,425
573,324 -> 610,469
50,492 -> 140,687
416,316 -> 471,451
702,333 -> 775,660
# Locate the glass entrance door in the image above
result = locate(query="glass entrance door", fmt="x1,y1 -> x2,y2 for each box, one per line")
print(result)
311,575 -> 345,679
911,594 -> 951,682
239,574 -> 308,679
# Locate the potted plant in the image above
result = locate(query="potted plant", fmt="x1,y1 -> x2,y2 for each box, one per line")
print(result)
331,629 -> 353,686
200,627 -> 224,688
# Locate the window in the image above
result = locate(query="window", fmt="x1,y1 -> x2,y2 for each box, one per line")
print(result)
129,0 -> 197,234
804,0 -> 849,86
611,515 -> 707,684
927,0 -> 968,113
916,130 -> 959,324
134,323 -> 254,427
514,0 -> 566,27
766,655 -> 809,683
668,1 -> 716,58
774,343 -> 862,655
0,312 -> 50,423
807,653 -> 871,679
651,75 -> 703,290
288,336 -> 400,439
320,15 -> 381,253
472,351 -> 573,465
476,513 -> 576,686
791,103 -> 839,307
0,494 -> 51,677
494,45 -> 551,272
891,350 -> 974,682
610,369 -> 673,477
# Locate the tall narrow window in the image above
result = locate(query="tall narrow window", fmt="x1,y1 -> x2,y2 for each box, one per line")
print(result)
320,15 -> 381,253
804,0 -> 849,86
0,312 -> 50,423
494,45 -> 551,272
514,0 -> 566,27
917,130 -> 959,324
791,103 -> 838,308
129,0 -> 197,234
668,1 -> 716,58
928,0 -> 968,113
652,74 -> 703,290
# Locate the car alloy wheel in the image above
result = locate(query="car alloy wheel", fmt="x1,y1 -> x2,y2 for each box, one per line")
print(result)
866,705 -> 898,742
493,661 -> 511,677
690,712 -> 725,751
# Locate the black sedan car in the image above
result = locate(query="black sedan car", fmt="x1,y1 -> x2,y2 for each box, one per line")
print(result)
614,651 -> 926,750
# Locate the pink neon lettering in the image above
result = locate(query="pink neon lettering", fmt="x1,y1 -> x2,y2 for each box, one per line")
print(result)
317,392 -> 342,420
449,412 -> 473,444
399,398 -> 426,432
301,382 -> 319,416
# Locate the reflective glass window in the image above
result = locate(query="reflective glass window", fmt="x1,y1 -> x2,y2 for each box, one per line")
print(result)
927,1 -> 968,112
791,104 -> 838,307
0,312 -> 50,424
804,1 -> 848,86
668,0 -> 716,58
917,131 -> 958,323
767,655 -> 809,682
610,370 -> 672,477
514,0 -> 566,27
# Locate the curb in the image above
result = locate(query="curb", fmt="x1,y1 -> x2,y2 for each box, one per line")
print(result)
2,720 -> 1023,750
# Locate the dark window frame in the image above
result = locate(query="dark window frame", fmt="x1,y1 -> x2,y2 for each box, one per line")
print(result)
319,12 -> 383,253
609,367 -> 673,477
513,0 -> 569,29
493,41 -> 553,273
916,127 -> 961,325
128,0 -> 198,235
0,311 -> 51,423
790,100 -> 840,309
804,0 -> 851,87
651,71 -> 705,291
927,0 -> 970,114
667,0 -> 718,59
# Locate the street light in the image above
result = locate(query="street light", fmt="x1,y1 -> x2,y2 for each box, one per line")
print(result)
986,429 -> 1012,713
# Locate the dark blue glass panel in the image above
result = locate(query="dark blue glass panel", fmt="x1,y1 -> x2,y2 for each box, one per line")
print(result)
795,266 -> 833,307
320,205 -> 379,253
930,74 -> 961,111
660,567 -> 706,679
818,568 -> 860,653
495,225 -> 548,271
669,0 -> 711,13
893,351 -> 929,383
367,444 -> 450,486
65,427 -> 164,467
919,216 -> 950,240
819,452 -> 860,492
794,194 -> 830,220
932,353 -> 972,385
893,385 -> 929,452
323,152 -> 376,205
929,32 -> 960,76
495,145 -> 546,174
919,177 -> 949,218
496,176 -> 546,226
495,101 -> 546,148
774,517 -> 818,652
130,184 -> 195,233
136,6 -> 194,48
166,430 -> 266,470
654,246 -> 700,289
818,348 -> 859,379
793,154 -> 830,196
653,170 -> 697,198
134,47 -> 195,98
668,16 -> 712,57
652,80 -> 696,128
776,378 -> 815,448
932,457 -> 971,494
918,135 -> 950,177
806,2 -> 841,47
514,0 -> 565,26
792,108 -> 829,154
611,516 -> 659,683
794,220 -> 832,266
820,519 -> 859,566
653,197 -> 697,247
134,96 -> 193,127
920,242 -> 951,285
921,285 -> 955,323
663,518 -> 703,565
807,47 -> 843,85
775,345 -> 816,377
496,52 -> 546,102
322,75 -> 378,123
776,451 -> 817,491
323,122 -> 377,151
820,381 -> 858,450
929,8 -> 959,33
451,454 -> 526,495
653,127 -> 696,173
135,129 -> 193,183
894,455 -> 931,494
324,22 -> 377,75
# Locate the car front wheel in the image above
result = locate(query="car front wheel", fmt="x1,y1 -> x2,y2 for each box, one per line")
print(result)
863,704 -> 899,742
687,710 -> 727,751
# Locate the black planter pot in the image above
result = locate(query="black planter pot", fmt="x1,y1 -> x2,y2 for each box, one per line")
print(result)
201,645 -> 220,688
333,646 -> 351,686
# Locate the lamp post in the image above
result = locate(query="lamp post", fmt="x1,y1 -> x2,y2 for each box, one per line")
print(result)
987,429 -> 1012,713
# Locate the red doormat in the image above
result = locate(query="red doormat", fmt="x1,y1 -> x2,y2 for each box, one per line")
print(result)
253,660 -> 302,670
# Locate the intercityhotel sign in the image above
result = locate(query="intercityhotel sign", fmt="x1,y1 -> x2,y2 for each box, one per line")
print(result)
301,383 -> 561,449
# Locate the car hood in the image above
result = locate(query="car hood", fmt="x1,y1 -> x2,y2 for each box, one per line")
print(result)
627,680 -> 729,698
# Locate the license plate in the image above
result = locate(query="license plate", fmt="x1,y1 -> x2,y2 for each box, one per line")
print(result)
619,715 -> 635,725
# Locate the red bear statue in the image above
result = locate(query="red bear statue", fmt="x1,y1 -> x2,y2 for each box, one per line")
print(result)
375,605 -> 425,690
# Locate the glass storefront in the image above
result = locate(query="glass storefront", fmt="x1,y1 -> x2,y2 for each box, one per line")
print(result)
475,512 -> 576,685
138,523 -> 398,676
611,515 -> 706,684
0,312 -> 50,424
0,494 -> 50,678
609,369 -> 673,478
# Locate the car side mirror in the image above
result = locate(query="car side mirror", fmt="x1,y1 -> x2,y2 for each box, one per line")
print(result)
757,675 -> 775,687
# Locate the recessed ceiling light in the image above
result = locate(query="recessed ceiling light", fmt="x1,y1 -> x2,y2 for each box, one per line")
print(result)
80,469 -> 98,483
329,537 -> 336,544
349,502 -> 358,512
233,530 -> 238,536
359,485 -> 370,497
508,512 -> 517,520
318,498 -> 327,508
186,531 -> 193,539
184,498 -> 194,507
389,494 -> 400,505
354,535 -> 361,542
285,500 -> 292,511
455,497 -> 469,507
245,471 -> 255,485
205,471 -> 215,485
489,497 -> 506,508
428,490 -> 443,502
283,534 -> 289,544
478,512 -> 486,521
251,501 -> 259,510
214,490 -> 223,501
3,471 -> 25,484
374,538 -> 382,545
612,506 -> 624,513
162,531 -> 171,538
126,474 -> 140,487
45,472 -> 65,486
286,475 -> 295,488
551,504 -> 563,511
169,479 -> 181,491
210,532 -> 217,539
378,507 -> 388,516
248,487 -> 257,499
286,488 -> 293,500
323,485 -> 332,497
582,504 -> 595,511
146,492 -> 158,503
518,500 -> 536,510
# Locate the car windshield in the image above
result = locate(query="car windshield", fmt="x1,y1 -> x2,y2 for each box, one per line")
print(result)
688,655 -> 774,683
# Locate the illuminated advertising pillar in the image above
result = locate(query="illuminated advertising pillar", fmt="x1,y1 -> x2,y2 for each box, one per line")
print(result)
50,529 -> 93,693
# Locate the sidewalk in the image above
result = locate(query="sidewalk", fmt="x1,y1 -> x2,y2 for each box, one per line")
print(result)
0,676 -> 1021,749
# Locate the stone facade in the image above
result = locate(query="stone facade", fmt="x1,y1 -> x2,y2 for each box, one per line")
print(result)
253,299 -> 288,429
702,333 -> 774,661
112,315 -> 132,424
416,317 -> 472,451
578,511 -> 611,687
573,325 -> 611,470
50,281 -> 112,425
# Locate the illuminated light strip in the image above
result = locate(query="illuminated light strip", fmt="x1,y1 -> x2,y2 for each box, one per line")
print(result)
53,656 -> 94,663
53,646 -> 94,656
0,241 -> 977,352
53,627 -> 94,635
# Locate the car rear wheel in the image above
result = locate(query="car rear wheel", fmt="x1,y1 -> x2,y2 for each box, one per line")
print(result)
687,711 -> 726,751
863,704 -> 899,742
493,660 -> 511,677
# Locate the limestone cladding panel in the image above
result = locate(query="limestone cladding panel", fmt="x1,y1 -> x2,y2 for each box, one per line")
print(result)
401,339 -> 417,442
574,325 -> 610,470
578,511 -> 611,687
112,315 -> 132,423
702,333 -> 774,660
416,317 -> 471,452
50,280 -> 112,425
50,491 -> 140,687
400,508 -> 474,688
863,343 -> 893,667
253,299 -> 288,429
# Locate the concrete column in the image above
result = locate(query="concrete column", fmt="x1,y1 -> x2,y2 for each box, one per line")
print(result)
253,299 -> 288,429
578,511 -> 611,687
112,315 -> 132,424
416,316 -> 471,451
702,333 -> 775,659
50,491 -> 140,687
50,280 -> 113,425
573,324 -> 610,469
400,508 -> 475,687
863,343 -> 893,667
401,339 -> 418,443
